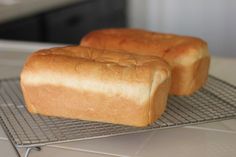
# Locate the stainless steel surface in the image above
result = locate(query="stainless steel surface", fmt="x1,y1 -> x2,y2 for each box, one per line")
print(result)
0,75 -> 235,149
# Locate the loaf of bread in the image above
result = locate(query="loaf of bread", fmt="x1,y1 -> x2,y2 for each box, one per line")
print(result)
20,46 -> 171,127
80,28 -> 210,95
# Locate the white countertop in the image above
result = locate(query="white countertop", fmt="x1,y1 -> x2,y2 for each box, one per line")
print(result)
0,40 -> 235,157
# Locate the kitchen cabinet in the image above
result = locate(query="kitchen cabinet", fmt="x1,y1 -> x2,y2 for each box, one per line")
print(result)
0,16 -> 43,41
45,0 -> 126,43
0,0 -> 127,44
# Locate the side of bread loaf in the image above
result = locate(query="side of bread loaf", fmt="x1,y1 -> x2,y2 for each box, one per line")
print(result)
21,46 -> 171,127
80,28 -> 210,95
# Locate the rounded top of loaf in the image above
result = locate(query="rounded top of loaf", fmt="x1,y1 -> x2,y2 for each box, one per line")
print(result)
80,28 -> 210,66
22,46 -> 171,86
30,45 -> 171,70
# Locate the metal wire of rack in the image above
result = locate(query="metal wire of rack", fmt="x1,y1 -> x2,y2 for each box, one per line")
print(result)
0,75 -> 235,157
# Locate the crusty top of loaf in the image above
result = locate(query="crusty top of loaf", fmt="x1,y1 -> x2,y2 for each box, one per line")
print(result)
34,45 -> 169,68
80,28 -> 210,66
21,46 -> 171,105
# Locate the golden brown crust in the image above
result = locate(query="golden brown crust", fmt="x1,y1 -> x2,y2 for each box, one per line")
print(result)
22,85 -> 150,126
21,46 -> 171,127
80,28 -> 211,95
149,77 -> 171,124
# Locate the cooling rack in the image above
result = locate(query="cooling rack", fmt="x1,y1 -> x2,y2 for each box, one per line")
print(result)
0,75 -> 235,157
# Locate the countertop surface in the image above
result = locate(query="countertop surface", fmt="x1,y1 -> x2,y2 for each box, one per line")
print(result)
0,40 -> 235,157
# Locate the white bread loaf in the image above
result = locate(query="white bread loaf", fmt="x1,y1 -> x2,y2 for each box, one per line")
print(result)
21,46 -> 171,127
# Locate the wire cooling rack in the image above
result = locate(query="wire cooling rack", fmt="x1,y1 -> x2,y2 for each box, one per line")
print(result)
0,75 -> 235,149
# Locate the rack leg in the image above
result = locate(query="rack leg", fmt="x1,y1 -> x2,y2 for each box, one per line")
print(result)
24,147 -> 41,157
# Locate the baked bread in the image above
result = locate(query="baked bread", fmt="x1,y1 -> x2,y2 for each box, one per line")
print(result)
20,46 -> 171,127
80,28 -> 210,95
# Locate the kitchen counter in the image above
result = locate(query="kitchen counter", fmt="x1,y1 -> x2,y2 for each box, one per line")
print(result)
0,40 -> 235,157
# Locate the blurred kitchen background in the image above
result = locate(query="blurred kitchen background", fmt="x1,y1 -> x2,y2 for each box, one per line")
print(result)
0,0 -> 235,57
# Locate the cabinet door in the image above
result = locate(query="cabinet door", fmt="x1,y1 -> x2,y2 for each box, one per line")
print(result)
0,17 -> 42,41
92,0 -> 127,28
44,1 -> 100,44
44,0 -> 126,44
